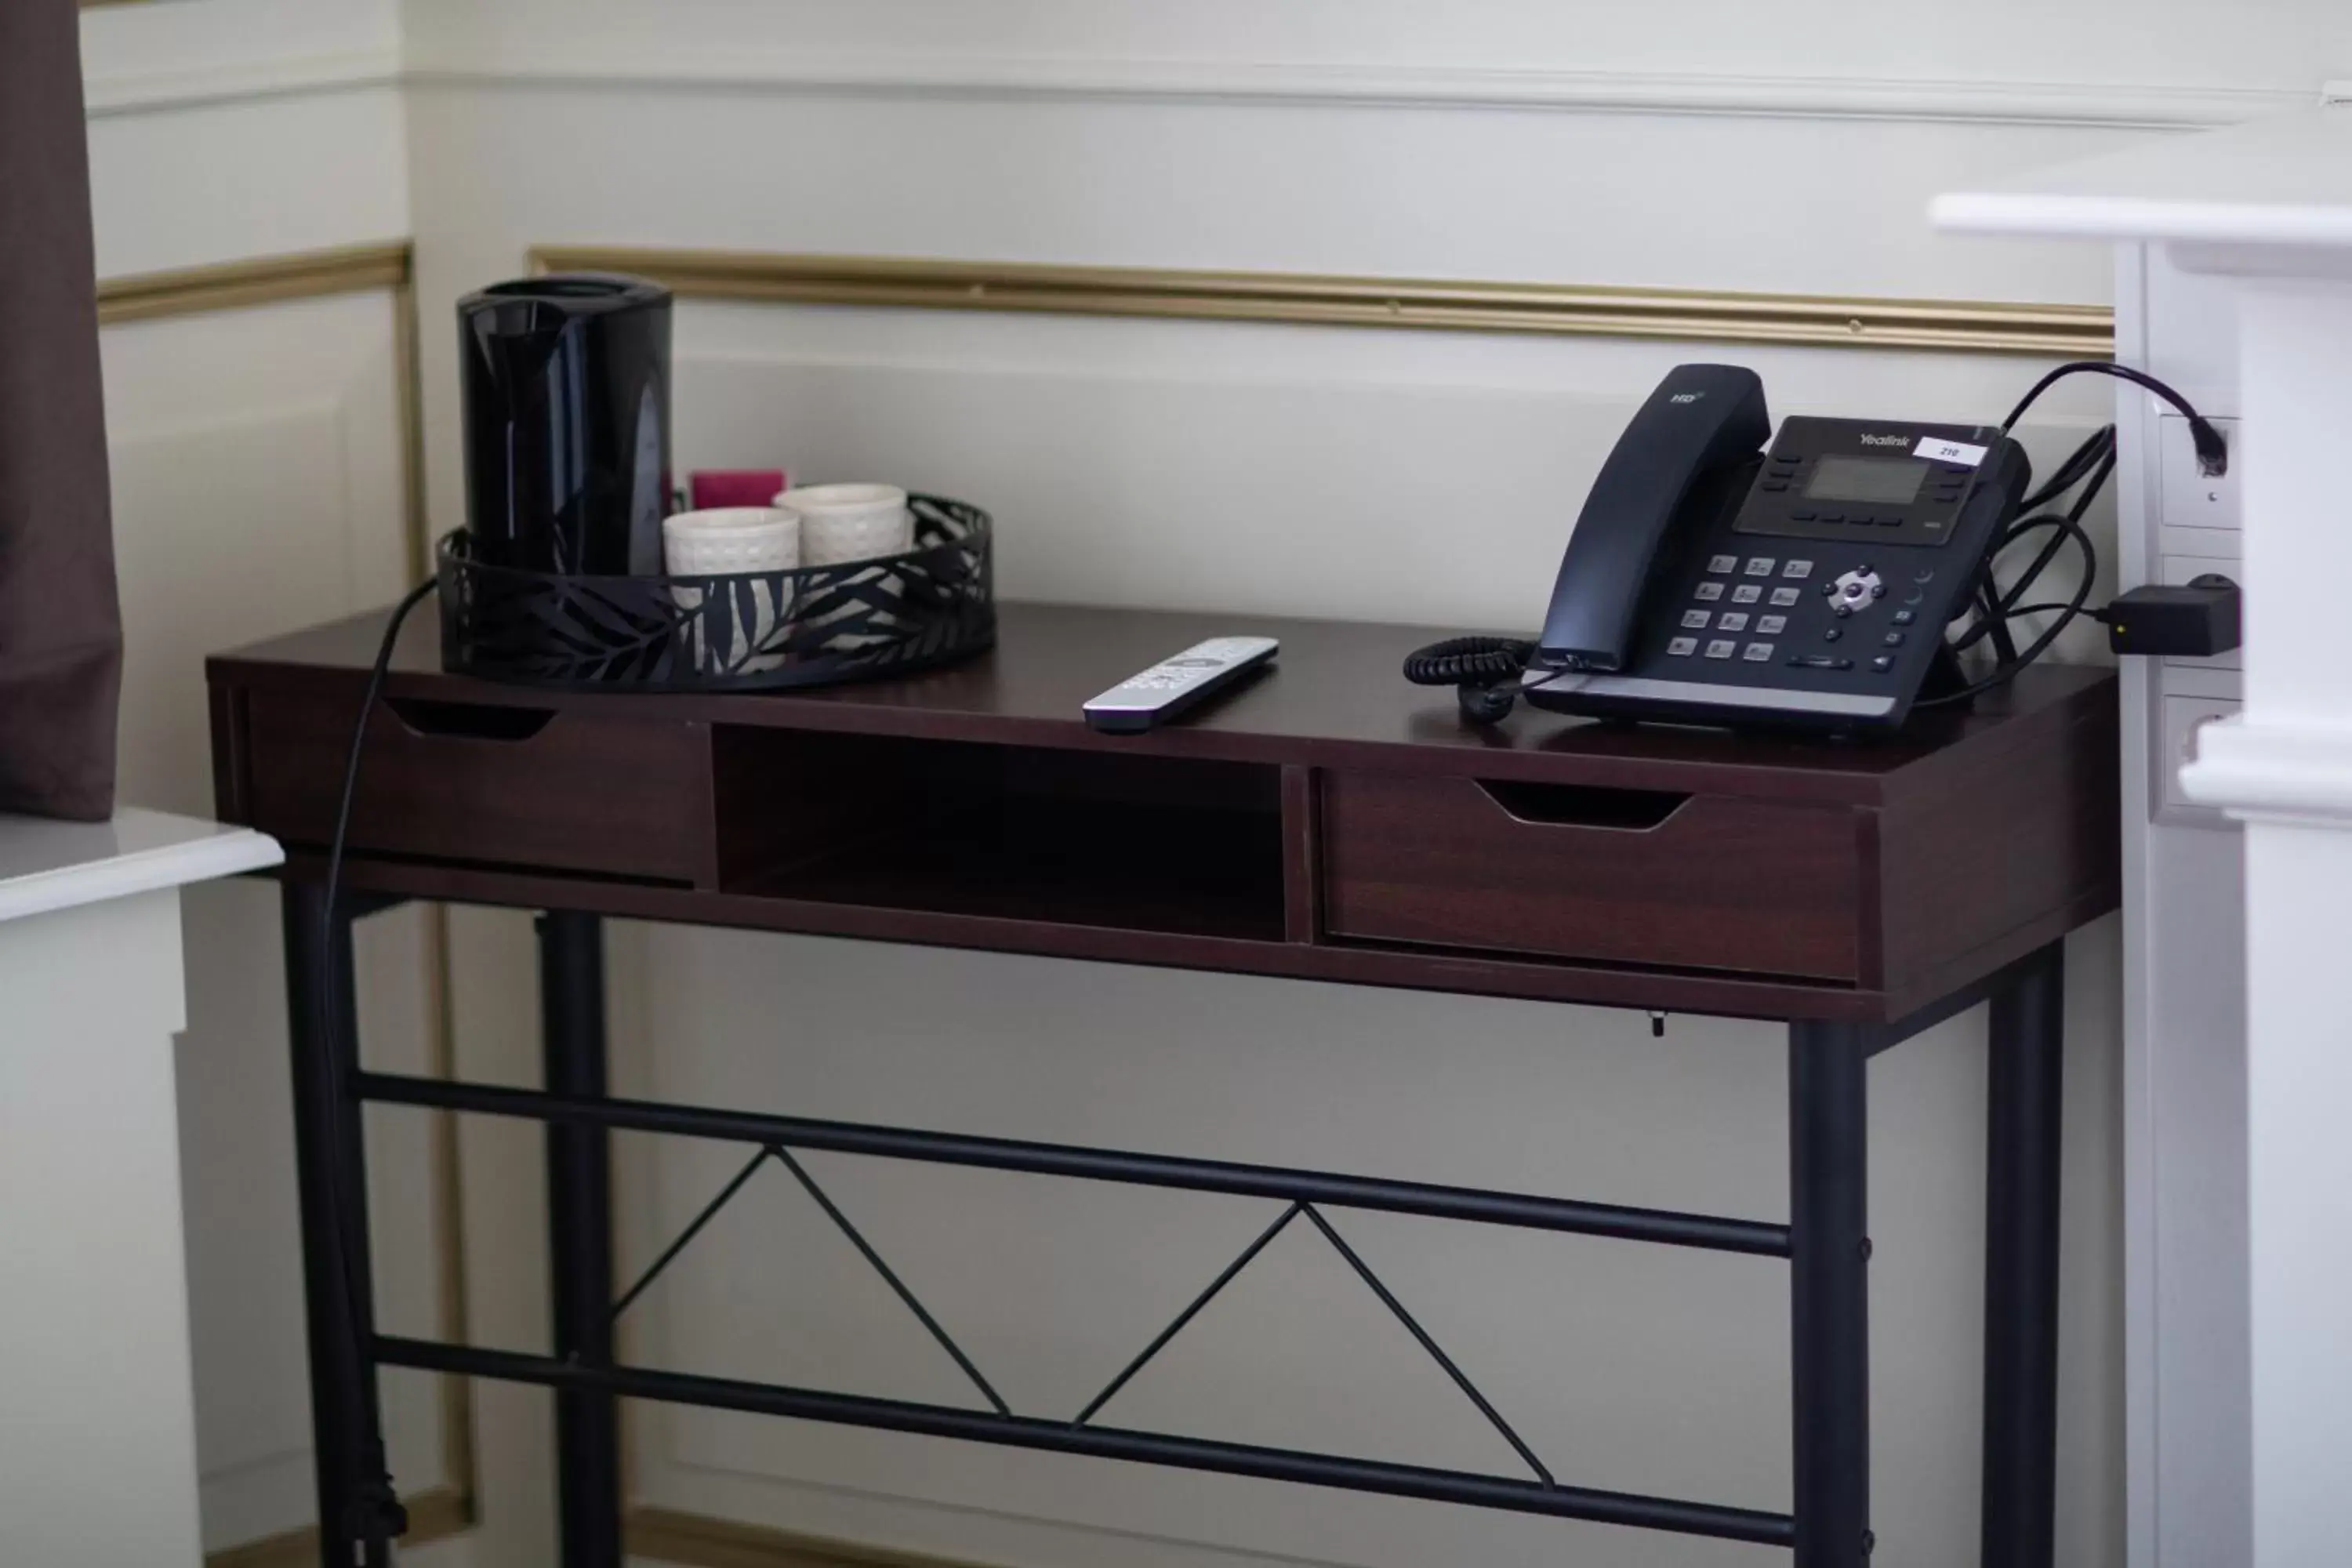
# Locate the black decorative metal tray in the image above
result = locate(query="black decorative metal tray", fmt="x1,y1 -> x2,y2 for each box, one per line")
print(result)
437,495 -> 993,691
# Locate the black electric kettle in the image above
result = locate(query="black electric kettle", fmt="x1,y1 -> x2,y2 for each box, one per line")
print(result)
457,273 -> 672,575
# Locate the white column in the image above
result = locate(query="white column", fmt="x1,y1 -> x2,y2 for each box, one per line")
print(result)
0,811 -> 280,1566
2182,281 -> 2352,1568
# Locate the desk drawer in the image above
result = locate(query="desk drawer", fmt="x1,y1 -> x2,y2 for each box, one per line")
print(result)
1320,771 -> 1861,980
241,690 -> 710,882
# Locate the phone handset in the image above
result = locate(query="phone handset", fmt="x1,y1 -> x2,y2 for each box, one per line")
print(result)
1536,365 -> 1771,672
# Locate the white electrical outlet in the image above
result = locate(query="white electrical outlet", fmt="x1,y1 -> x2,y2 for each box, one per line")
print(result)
2159,413 -> 2241,535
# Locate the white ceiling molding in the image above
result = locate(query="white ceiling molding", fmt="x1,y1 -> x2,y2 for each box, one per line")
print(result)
83,41 -> 2302,132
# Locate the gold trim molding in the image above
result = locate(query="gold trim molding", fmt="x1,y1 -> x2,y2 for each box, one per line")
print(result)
204,1485 -> 470,1568
96,240 -> 411,327
627,1508 -> 995,1568
532,245 -> 2112,358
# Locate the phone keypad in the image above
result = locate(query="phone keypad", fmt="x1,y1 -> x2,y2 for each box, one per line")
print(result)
1666,543 -> 1920,684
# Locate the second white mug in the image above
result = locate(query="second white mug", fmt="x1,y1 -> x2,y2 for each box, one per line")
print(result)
775,482 -> 913,566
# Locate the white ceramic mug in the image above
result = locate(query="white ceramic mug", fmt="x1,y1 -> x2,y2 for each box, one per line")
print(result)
662,506 -> 801,666
775,483 -> 913,566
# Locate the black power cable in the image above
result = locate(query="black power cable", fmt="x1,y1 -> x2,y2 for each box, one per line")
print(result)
317,575 -> 439,1563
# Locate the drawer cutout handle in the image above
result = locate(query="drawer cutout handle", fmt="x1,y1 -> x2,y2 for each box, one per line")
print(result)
385,699 -> 556,742
1473,779 -> 1689,831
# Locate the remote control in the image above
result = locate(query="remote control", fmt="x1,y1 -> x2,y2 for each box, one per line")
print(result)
1083,637 -> 1279,733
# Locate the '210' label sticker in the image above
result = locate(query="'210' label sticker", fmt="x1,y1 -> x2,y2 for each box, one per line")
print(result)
1913,436 -> 1988,466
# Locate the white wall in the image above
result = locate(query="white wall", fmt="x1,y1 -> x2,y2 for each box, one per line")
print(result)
386,6 -> 2351,1567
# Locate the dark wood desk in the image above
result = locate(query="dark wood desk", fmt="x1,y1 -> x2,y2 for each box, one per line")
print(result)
209,601 -> 2119,1568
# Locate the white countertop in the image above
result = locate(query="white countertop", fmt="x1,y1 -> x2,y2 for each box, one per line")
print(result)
0,807 -> 282,924
1932,101 -> 2352,250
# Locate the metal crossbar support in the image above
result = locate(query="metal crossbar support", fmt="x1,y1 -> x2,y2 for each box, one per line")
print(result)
766,1145 -> 1011,1416
1074,1203 -> 1303,1426
372,1334 -> 1797,1548
354,1071 -> 1790,1257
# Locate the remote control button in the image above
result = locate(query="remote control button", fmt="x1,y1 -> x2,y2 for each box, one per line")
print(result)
1681,608 -> 1712,630
1742,641 -> 1775,662
1757,615 -> 1788,635
1695,581 -> 1726,602
1667,636 -> 1699,656
1769,586 -> 1802,607
1732,583 -> 1763,604
1744,557 -> 1777,577
1788,654 -> 1854,670
1717,612 -> 1750,633
1871,655 -> 1896,673
1708,554 -> 1739,574
1783,560 -> 1813,579
1704,639 -> 1737,659
1891,608 -> 1915,626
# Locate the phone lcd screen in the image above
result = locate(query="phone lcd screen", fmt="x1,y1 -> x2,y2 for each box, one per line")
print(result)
1805,456 -> 1929,506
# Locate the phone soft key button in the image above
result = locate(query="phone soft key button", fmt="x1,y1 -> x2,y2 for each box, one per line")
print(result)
1742,642 -> 1775,662
1769,586 -> 1802,607
1716,612 -> 1750,633
1681,608 -> 1713,630
1693,582 -> 1726,602
1666,636 -> 1699,656
1707,554 -> 1739,574
1744,557 -> 1776,577
1731,583 -> 1763,604
1757,615 -> 1788,634
1704,639 -> 1737,659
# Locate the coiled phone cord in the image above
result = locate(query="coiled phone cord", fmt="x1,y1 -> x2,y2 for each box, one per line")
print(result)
316,575 -> 440,1563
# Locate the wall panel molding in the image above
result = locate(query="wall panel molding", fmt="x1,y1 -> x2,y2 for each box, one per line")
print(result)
532,245 -> 2115,358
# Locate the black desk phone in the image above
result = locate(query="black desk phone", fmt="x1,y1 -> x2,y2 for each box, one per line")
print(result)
1418,363 -> 2031,735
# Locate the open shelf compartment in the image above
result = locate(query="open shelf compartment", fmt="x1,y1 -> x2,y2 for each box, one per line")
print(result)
711,727 -> 1287,942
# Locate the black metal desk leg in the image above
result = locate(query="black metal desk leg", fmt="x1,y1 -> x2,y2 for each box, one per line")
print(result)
281,884 -> 391,1568
1790,1022 -> 1871,1568
539,911 -> 623,1568
1980,941 -> 2064,1568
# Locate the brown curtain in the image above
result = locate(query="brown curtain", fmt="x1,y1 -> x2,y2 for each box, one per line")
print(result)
0,0 -> 121,821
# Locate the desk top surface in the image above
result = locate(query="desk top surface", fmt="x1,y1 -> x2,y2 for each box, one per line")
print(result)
214,600 -> 2113,803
